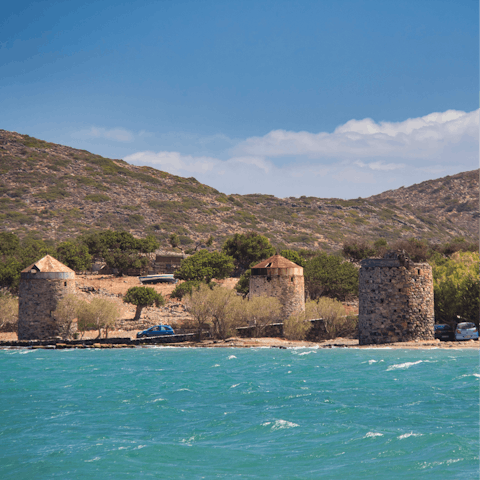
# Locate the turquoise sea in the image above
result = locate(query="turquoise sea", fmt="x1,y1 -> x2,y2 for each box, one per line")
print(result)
0,347 -> 478,479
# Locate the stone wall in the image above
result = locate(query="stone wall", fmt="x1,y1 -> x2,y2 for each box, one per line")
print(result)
249,273 -> 305,318
358,257 -> 434,345
18,273 -> 76,340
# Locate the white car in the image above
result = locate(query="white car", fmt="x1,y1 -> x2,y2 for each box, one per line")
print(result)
455,322 -> 479,341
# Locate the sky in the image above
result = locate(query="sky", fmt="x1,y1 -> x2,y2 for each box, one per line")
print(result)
1,0 -> 478,199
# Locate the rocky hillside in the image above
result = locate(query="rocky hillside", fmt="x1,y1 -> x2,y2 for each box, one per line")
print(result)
0,129 -> 478,251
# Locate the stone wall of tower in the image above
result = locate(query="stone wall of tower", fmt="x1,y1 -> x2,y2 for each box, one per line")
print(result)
358,257 -> 434,345
18,272 -> 76,340
249,273 -> 305,318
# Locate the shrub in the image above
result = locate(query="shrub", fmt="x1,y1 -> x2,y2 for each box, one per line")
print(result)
305,298 -> 351,339
0,293 -> 18,331
85,194 -> 110,202
170,280 -> 202,300
283,312 -> 310,340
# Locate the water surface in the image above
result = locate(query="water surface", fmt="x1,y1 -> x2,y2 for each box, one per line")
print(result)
1,348 -> 478,479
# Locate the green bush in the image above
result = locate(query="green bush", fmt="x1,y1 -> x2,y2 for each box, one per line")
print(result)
85,194 -> 110,202
170,280 -> 202,300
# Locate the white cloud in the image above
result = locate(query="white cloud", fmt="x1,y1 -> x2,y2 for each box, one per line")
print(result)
123,109 -> 479,198
232,109 -> 479,160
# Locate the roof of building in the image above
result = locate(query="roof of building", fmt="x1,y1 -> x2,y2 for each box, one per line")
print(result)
21,255 -> 74,273
251,254 -> 301,270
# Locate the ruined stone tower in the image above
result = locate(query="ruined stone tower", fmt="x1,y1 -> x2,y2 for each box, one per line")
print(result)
249,254 -> 305,318
18,255 -> 76,340
358,251 -> 434,345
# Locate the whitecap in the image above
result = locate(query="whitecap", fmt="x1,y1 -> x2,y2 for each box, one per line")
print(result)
228,355 -> 237,359
213,364 -> 221,367
364,432 -> 383,438
263,419 -> 299,430
298,351 -> 315,356
230,384 -> 240,389
368,360 -> 377,365
85,457 -> 101,462
151,398 -> 165,403
398,432 -> 423,439
387,360 -> 423,371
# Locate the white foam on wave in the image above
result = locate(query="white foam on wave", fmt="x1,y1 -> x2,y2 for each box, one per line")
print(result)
458,373 -> 480,379
151,398 -> 165,403
387,360 -> 423,371
262,419 -> 299,430
230,383 -> 240,388
298,351 -> 315,356
398,432 -> 423,439
85,456 -> 101,462
228,355 -> 237,359
364,432 -> 383,438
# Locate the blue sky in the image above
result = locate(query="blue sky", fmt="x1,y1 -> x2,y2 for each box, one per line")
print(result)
1,0 -> 478,198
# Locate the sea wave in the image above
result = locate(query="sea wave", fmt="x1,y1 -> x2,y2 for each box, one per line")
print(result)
364,432 -> 383,438
387,360 -> 423,371
398,432 -> 423,439
262,419 -> 299,430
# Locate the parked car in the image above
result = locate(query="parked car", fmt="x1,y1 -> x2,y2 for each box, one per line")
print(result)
434,324 -> 455,342
136,325 -> 175,338
454,322 -> 479,341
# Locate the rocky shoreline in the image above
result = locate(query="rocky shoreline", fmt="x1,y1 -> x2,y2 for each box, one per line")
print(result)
0,335 -> 478,350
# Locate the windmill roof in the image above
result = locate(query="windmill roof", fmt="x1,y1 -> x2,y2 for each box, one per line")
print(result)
251,254 -> 301,270
21,255 -> 74,273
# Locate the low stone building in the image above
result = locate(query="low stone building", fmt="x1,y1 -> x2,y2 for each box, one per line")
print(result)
249,254 -> 305,318
358,251 -> 434,345
18,255 -> 76,340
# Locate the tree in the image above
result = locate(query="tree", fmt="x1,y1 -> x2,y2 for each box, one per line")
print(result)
206,287 -> 242,340
244,296 -> 282,337
280,249 -> 307,267
77,297 -> 122,338
0,232 -> 20,256
304,253 -> 359,301
124,286 -> 165,320
55,241 -> 92,272
183,283 -> 212,340
81,230 -> 159,275
222,232 -> 275,273
52,294 -> 83,340
174,250 -> 234,284
169,233 -> 180,249
431,251 -> 480,325
235,269 -> 251,296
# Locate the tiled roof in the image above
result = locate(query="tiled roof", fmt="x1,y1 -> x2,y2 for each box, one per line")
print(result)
251,254 -> 301,270
21,255 -> 74,273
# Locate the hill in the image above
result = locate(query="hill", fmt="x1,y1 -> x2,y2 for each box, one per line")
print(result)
0,129 -> 478,251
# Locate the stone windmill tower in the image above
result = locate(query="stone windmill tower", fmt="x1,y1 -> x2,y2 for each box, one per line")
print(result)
249,254 -> 305,318
18,255 -> 76,340
358,251 -> 434,345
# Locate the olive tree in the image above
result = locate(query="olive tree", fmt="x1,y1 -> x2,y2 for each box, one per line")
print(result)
183,283 -> 211,340
77,297 -> 122,338
124,286 -> 165,321
52,294 -> 83,340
